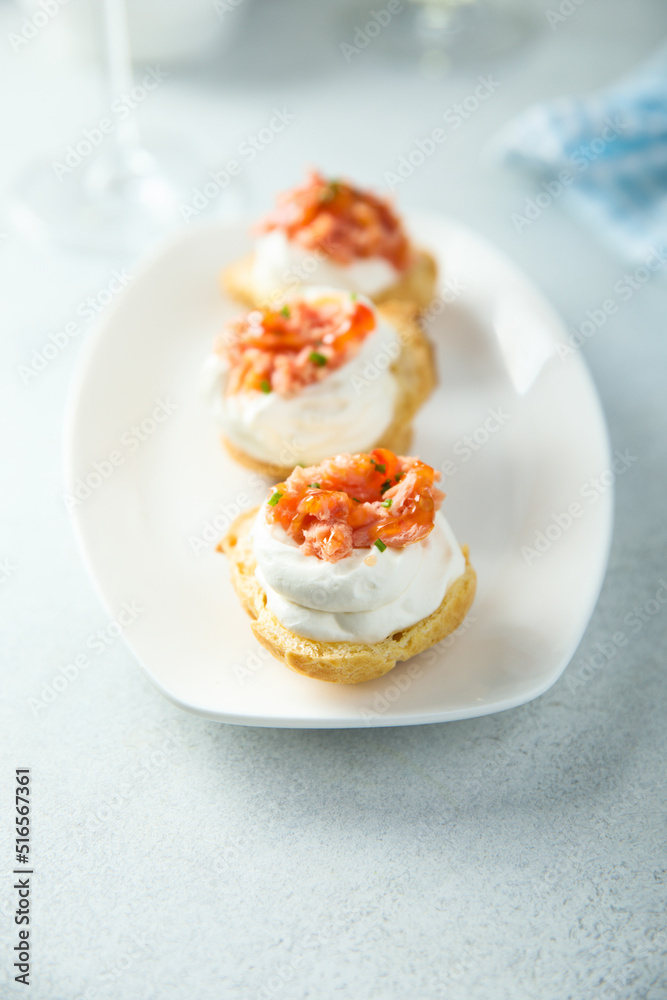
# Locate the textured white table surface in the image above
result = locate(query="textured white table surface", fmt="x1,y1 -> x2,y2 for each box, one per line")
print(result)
1,0 -> 666,997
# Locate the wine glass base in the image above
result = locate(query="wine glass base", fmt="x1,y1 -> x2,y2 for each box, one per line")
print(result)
379,0 -> 539,76
9,141 -> 245,257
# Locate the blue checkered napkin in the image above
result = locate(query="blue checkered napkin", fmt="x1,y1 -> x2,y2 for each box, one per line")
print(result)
496,45 -> 667,264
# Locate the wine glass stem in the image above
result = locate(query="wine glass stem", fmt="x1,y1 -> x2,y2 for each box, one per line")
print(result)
104,0 -> 139,154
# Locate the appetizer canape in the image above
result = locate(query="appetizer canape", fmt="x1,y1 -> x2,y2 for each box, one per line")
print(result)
223,169 -> 437,310
201,288 -> 435,479
220,450 -> 476,683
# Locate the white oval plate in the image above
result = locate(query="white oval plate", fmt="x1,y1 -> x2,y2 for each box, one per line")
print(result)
64,213 -> 613,728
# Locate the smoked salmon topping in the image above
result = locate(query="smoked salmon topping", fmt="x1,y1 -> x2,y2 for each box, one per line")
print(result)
256,169 -> 412,272
265,450 -> 444,562
217,295 -> 376,397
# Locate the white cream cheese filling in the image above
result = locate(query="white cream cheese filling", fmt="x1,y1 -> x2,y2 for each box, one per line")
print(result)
252,229 -> 400,299
252,508 -> 466,643
200,289 -> 400,467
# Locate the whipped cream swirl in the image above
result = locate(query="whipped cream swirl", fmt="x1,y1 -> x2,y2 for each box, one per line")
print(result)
201,289 -> 400,467
252,508 -> 466,643
252,230 -> 400,299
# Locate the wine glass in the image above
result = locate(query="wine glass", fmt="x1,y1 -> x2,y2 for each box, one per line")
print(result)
9,0 -> 236,255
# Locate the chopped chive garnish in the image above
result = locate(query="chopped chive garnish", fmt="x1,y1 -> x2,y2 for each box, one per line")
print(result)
268,491 -> 282,506
350,292 -> 358,300
260,379 -> 271,393
395,473 -> 402,481
309,482 -> 321,489
380,480 -> 391,494
352,497 -> 361,503
374,539 -> 387,552
382,498 -> 393,508
280,305 -> 290,317
320,180 -> 340,203
371,461 -> 386,474
309,351 -> 327,366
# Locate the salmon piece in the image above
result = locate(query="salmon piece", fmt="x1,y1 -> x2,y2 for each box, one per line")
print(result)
302,521 -> 353,562
266,450 -> 444,562
217,297 -> 376,398
256,170 -> 412,272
